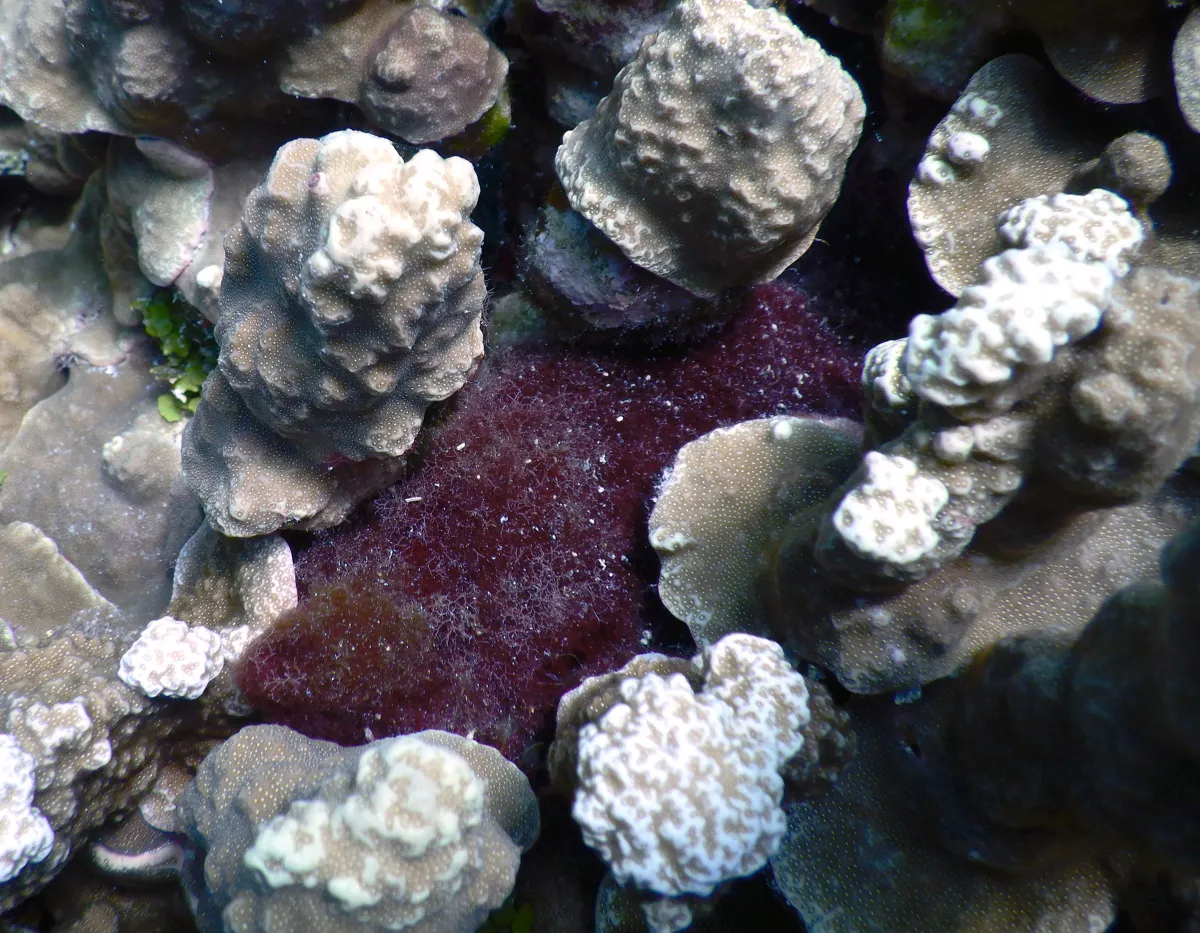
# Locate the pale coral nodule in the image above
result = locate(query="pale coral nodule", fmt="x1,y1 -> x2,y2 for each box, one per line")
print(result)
560,634 -> 811,932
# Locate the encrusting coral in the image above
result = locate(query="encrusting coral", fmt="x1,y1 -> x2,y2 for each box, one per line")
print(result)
649,415 -> 863,647
177,724 -> 540,933
554,0 -> 865,299
770,690 -> 1119,933
809,189 -> 1154,584
908,56 -> 1141,298
773,510 -> 1200,932
908,54 -> 1193,299
945,513 -> 1200,865
182,130 -> 487,537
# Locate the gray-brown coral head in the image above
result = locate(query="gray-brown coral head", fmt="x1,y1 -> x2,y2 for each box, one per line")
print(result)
361,5 -> 509,145
177,725 -> 538,933
182,130 -> 486,536
554,0 -> 865,299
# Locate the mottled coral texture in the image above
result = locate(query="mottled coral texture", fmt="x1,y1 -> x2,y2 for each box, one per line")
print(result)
237,276 -> 862,759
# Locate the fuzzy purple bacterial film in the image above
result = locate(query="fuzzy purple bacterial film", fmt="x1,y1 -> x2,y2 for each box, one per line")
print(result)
237,273 -> 863,762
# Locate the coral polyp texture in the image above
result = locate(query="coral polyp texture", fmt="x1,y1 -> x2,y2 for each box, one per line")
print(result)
117,616 -> 224,701
907,55 -> 1128,298
554,0 -> 865,298
358,6 -> 509,146
549,633 -> 848,932
182,130 -> 487,537
177,724 -> 539,933
811,190 -> 1160,588
771,245 -> 1200,688
237,275 -> 862,757
649,415 -> 863,646
0,0 -> 509,148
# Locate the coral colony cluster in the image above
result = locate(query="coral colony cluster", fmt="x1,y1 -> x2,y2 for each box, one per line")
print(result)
4,1 -> 1200,932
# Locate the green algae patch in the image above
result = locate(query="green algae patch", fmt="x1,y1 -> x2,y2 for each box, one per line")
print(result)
137,290 -> 217,423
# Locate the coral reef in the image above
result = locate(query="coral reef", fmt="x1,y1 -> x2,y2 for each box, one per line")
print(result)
1179,9 -> 1200,134
947,514 -> 1200,863
649,415 -> 862,646
0,0 -> 508,148
773,510 -> 1200,932
549,633 -> 850,932
864,0 -> 1187,104
0,632 -> 174,909
771,692 -> 1118,933
765,215 -> 1200,691
3,0 -> 1200,928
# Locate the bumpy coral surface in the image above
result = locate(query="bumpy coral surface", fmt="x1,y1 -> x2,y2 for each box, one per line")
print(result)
907,55 -> 1110,297
0,735 -> 52,885
904,245 -> 1117,411
0,634 -> 154,909
555,0 -> 865,297
831,450 -> 950,566
807,191 -> 1154,588
1178,10 -> 1200,134
360,6 -> 509,145
561,634 -> 814,931
118,616 -> 224,701
182,130 -> 486,537
178,725 -> 539,933
238,275 -> 862,759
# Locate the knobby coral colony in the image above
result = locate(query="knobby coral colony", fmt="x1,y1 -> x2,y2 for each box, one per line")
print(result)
3,0 -> 1200,932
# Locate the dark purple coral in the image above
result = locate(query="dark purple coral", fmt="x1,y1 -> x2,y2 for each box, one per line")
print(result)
236,275 -> 864,759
